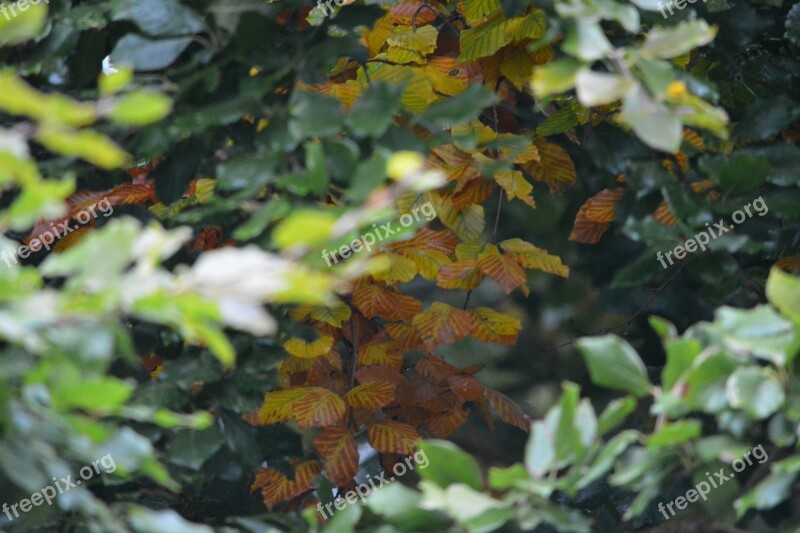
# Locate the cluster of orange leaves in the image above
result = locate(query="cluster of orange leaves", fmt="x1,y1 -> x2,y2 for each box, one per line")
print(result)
249,0 -> 581,513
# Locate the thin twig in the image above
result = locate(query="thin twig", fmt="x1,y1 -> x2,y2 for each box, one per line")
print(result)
545,260 -> 688,352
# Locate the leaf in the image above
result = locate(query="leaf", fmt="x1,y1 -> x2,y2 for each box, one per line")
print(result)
641,21 -> 717,59
257,388 -> 310,425
476,245 -> 528,294
283,335 -> 333,359
346,381 -> 396,409
524,138 -> 576,191
252,460 -> 321,509
110,34 -> 193,71
499,238 -> 569,277
110,91 -> 172,125
313,427 -> 359,486
620,88 -> 682,153
359,342 -> 403,371
484,388 -> 531,431
766,267 -> 800,325
371,253 -> 418,284
568,188 -> 627,244
726,367 -> 785,419
387,26 -> 439,55
413,302 -> 474,349
290,301 -> 352,328
575,69 -> 634,107
469,307 -> 521,344
368,420 -> 421,454
447,374 -> 484,401
427,404 -> 470,437
437,259 -> 484,290
577,336 -> 653,398
459,11 -> 514,61
462,0 -> 501,25
352,280 -> 422,322
494,169 -> 536,208
431,191 -> 485,241
531,59 -> 582,98
417,440 -> 483,490
292,387 -> 347,429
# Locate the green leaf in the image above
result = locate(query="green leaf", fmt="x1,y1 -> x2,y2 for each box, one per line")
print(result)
110,91 -> 172,125
346,82 -> 404,137
640,21 -> 717,59
488,464 -> 528,490
726,367 -> 785,419
620,88 -> 682,153
168,425 -> 225,471
289,91 -> 344,141
531,59 -> 583,98
112,0 -> 204,37
0,1 -> 47,46
36,124 -> 131,169
417,440 -> 483,491
662,338 -> 702,390
575,69 -> 634,107
577,335 -> 653,397
597,396 -> 637,434
646,420 -> 701,449
110,34 -> 193,71
576,430 -> 638,490
272,209 -> 337,250
766,267 -> 800,325
734,473 -> 798,518
563,21 -> 612,61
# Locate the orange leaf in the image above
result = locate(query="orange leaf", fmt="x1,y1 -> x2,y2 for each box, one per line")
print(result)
653,201 -> 678,226
412,302 -> 474,349
368,420 -> 421,454
292,388 -> 347,429
452,178 -> 496,211
352,280 -> 422,323
313,428 -> 359,486
390,227 -> 459,255
385,322 -> 425,351
436,259 -> 484,290
252,460 -> 320,509
427,404 -> 469,437
346,381 -> 396,409
258,388 -> 309,425
476,245 -> 528,294
415,355 -> 460,384
484,388 -> 531,432
106,183 -> 158,205
391,1 -> 437,26
447,374 -> 483,401
568,188 -> 626,244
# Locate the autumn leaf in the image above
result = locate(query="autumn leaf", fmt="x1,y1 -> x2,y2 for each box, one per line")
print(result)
436,259 -> 484,290
345,381 -> 396,409
524,138 -> 576,191
292,388 -> 347,429
476,245 -> 528,294
484,388 -> 531,431
368,420 -> 421,454
371,253 -> 418,284
412,302 -> 474,349
494,169 -> 536,208
258,388 -> 309,425
313,427 -> 359,486
499,238 -> 569,277
290,302 -> 352,327
426,404 -> 470,437
470,307 -> 521,344
358,342 -> 403,371
568,188 -> 626,244
283,335 -> 333,359
252,460 -> 320,509
352,280 -> 423,323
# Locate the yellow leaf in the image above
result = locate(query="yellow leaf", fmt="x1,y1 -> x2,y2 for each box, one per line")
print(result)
494,169 -> 536,208
431,191 -> 485,241
459,11 -> 513,61
283,335 -> 334,358
470,307 -> 521,344
387,25 -> 438,55
346,381 -> 396,409
499,238 -> 569,277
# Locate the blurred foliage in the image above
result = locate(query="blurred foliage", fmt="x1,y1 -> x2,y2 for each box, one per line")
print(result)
0,0 -> 798,531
